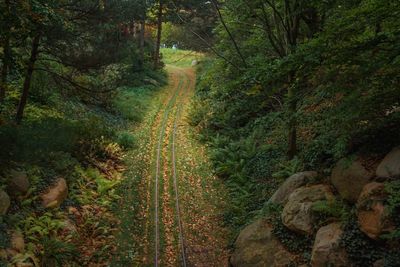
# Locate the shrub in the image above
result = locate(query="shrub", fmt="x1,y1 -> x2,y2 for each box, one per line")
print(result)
272,157 -> 304,181
312,198 -> 351,226
113,87 -> 149,122
0,220 -> 10,249
116,131 -> 136,149
41,238 -> 78,267
18,212 -> 64,242
383,181 -> 400,240
340,217 -> 384,266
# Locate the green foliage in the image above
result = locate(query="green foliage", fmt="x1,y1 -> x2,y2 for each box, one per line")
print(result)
384,252 -> 400,267
312,198 -> 351,225
272,220 -> 312,260
386,181 -> 400,215
340,217 -> 384,266
0,0 -> 167,265
161,23 -> 189,48
113,85 -> 157,123
272,157 -> 304,181
190,2 -> 400,253
161,48 -> 205,67
208,135 -> 282,232
41,238 -> 78,267
209,135 -> 256,179
18,212 -> 64,242
383,181 -> 400,240
87,168 -> 120,196
341,214 -> 400,266
0,220 -> 10,249
116,131 -> 136,149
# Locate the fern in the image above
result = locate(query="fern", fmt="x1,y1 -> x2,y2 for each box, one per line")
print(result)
312,198 -> 350,223
272,157 -> 303,181
41,238 -> 78,267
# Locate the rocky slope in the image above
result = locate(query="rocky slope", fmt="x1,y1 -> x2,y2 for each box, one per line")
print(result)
231,147 -> 400,267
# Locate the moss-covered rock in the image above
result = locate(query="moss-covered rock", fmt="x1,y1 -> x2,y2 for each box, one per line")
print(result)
230,219 -> 295,267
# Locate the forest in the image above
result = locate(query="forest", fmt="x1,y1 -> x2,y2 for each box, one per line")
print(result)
0,0 -> 399,266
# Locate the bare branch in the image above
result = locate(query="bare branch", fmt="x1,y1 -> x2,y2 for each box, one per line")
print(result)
34,67 -> 115,94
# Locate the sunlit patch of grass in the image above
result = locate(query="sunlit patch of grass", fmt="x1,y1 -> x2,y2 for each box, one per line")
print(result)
111,87 -> 166,265
161,48 -> 205,68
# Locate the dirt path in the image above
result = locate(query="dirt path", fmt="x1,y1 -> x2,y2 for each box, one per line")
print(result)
114,66 -> 229,266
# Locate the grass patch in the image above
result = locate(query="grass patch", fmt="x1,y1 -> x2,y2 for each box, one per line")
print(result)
113,86 -> 155,123
0,59 -> 167,266
111,73 -> 172,265
161,48 -> 205,68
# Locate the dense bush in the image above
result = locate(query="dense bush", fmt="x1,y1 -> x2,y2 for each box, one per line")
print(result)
41,238 -> 78,267
190,0 -> 400,238
0,221 -> 9,249
384,181 -> 400,240
340,217 -> 384,266
116,131 -> 136,149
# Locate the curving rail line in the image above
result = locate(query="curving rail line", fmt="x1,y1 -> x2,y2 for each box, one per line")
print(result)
154,68 -> 191,267
171,69 -> 194,267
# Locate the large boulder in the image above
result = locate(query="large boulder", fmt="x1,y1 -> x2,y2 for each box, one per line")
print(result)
7,170 -> 30,196
11,232 -> 25,253
0,190 -> 10,215
230,219 -> 295,267
40,178 -> 68,208
282,184 -> 334,235
0,248 -> 17,261
331,158 -> 374,203
311,223 -> 349,267
0,232 -> 25,262
357,182 -> 395,240
373,259 -> 385,267
376,147 -> 400,178
269,171 -> 318,205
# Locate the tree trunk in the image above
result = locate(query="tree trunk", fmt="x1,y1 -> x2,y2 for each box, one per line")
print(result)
139,19 -> 146,69
0,0 -> 11,103
0,35 -> 10,103
15,33 -> 41,124
154,0 -> 163,69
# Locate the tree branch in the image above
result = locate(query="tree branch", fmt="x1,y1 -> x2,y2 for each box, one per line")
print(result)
170,0 -> 242,71
211,0 -> 248,67
34,67 -> 115,94
263,0 -> 289,33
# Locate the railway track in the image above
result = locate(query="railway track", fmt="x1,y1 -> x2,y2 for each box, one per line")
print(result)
171,68 -> 195,267
114,65 -> 228,266
154,67 -> 191,267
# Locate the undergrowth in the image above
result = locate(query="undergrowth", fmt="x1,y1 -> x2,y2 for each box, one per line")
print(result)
0,61 -> 166,265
